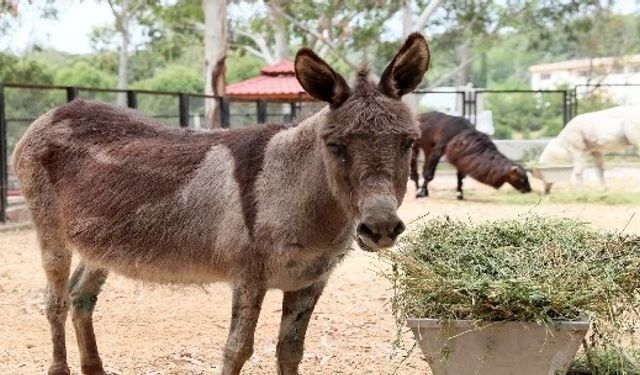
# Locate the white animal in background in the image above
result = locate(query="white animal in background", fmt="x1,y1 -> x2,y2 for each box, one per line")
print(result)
538,106 -> 640,189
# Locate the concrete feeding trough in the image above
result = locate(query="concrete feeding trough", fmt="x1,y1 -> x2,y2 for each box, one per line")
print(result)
530,165 -> 573,193
407,318 -> 590,375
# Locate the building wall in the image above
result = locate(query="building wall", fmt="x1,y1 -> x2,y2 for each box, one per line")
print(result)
530,57 -> 640,106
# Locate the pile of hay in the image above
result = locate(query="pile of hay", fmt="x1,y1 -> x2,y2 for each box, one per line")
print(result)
385,215 -> 640,323
384,215 -> 640,372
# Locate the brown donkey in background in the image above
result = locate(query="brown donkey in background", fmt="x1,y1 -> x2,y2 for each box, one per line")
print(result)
13,34 -> 430,375
411,111 -> 531,200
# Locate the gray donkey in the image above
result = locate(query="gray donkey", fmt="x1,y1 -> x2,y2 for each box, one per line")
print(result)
13,33 -> 430,375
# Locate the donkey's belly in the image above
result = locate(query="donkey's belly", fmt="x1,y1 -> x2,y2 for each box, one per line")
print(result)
71,240 -> 233,284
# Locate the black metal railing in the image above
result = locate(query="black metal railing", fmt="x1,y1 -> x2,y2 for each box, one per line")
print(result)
1,82 -> 639,223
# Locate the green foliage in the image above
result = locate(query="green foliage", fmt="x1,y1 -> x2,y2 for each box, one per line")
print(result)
0,53 -> 59,158
484,91 -> 565,139
133,64 -> 203,93
578,90 -> 618,115
226,51 -> 264,84
139,0 -> 203,63
0,53 -> 54,84
132,64 -> 203,122
53,61 -> 117,88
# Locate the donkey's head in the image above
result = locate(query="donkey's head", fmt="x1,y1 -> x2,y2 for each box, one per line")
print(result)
295,33 -> 430,252
506,165 -> 532,193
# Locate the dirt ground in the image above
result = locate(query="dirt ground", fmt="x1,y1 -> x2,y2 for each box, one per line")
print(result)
1,176 -> 639,375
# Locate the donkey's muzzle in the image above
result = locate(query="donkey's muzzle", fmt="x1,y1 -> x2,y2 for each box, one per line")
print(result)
356,214 -> 405,251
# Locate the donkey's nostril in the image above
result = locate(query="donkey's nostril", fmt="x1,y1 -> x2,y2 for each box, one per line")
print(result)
357,222 -> 381,242
391,221 -> 406,239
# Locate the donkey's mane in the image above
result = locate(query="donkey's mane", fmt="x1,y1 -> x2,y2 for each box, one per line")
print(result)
446,129 -> 517,188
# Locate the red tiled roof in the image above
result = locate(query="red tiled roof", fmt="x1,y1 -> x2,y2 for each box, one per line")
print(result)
226,75 -> 306,97
226,60 -> 312,100
260,60 -> 295,76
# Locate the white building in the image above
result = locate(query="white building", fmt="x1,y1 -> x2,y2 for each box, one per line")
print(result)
529,55 -> 640,105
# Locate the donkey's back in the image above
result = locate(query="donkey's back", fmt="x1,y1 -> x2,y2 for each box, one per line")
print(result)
416,111 -> 471,145
565,106 -> 640,151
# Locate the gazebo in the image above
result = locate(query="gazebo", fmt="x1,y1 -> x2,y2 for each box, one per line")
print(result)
225,61 -> 314,123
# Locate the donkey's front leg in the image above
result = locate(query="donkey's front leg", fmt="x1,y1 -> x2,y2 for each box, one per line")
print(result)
277,282 -> 326,375
221,282 -> 266,375
456,170 -> 466,200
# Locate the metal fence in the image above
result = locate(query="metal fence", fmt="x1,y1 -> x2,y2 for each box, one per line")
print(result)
1,82 -> 639,223
409,88 -> 572,141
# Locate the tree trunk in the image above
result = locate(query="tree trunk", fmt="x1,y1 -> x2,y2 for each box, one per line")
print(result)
401,0 -> 419,112
267,0 -> 288,61
402,0 -> 413,38
117,0 -> 130,106
203,0 -> 227,128
456,38 -> 471,87
266,0 -> 290,120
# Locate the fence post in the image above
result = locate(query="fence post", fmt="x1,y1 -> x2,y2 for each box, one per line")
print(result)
220,97 -> 230,128
66,86 -> 78,102
472,91 -> 478,126
562,90 -> 568,127
290,102 -> 297,121
0,83 -> 6,223
178,93 -> 189,128
573,87 -> 578,118
127,90 -> 137,109
257,100 -> 267,124
460,92 -> 466,119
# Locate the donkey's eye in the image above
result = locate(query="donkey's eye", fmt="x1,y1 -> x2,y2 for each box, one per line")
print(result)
327,143 -> 347,162
401,140 -> 414,152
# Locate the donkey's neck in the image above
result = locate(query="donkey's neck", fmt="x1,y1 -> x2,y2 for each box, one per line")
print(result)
258,108 -> 354,249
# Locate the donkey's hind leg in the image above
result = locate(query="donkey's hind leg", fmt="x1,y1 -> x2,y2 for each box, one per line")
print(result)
456,170 -> 466,200
39,232 -> 73,375
410,145 -> 421,192
569,149 -> 588,187
591,151 -> 607,191
419,144 -> 445,198
69,263 -> 108,375
276,282 -> 326,375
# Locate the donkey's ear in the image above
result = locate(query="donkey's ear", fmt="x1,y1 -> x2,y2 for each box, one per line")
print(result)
295,48 -> 351,108
379,33 -> 430,99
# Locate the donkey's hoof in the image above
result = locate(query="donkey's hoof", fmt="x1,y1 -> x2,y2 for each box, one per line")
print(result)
456,195 -> 464,201
277,362 -> 300,375
48,364 -> 71,375
82,363 -> 107,375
